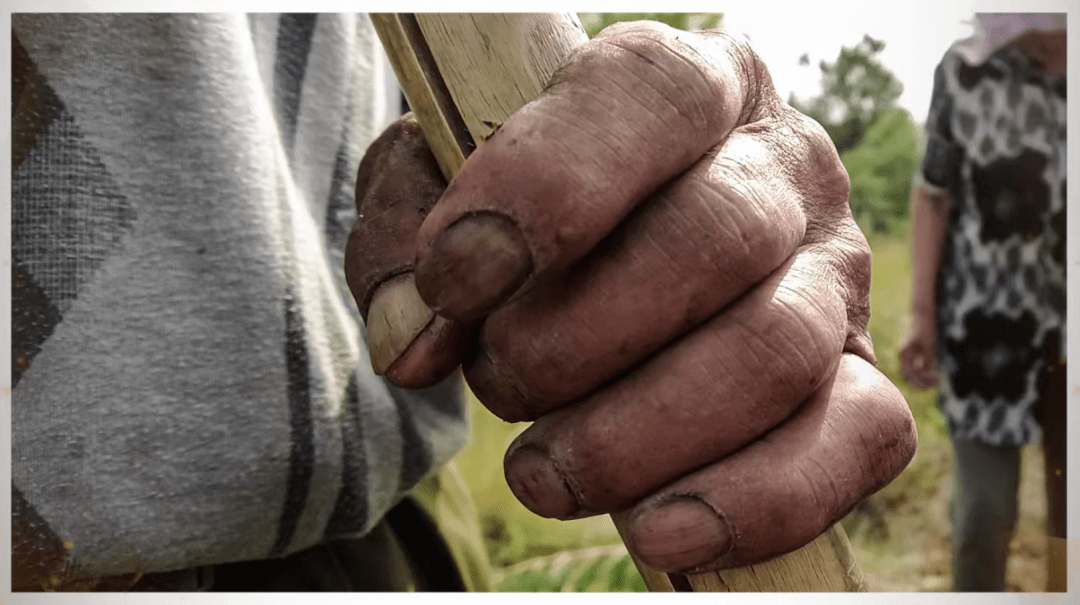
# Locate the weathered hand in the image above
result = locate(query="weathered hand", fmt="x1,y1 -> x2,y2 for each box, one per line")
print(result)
346,22 -> 916,574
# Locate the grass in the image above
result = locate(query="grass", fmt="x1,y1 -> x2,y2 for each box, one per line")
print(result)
450,225 -> 1051,591
452,396 -> 627,573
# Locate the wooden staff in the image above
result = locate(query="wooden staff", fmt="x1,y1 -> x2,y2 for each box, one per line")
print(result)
371,13 -> 868,593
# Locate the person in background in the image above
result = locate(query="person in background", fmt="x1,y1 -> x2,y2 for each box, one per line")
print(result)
900,13 -> 1066,592
12,13 -> 917,590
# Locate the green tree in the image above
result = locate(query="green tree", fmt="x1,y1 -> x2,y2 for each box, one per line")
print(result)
577,13 -> 722,38
791,36 -> 918,234
790,35 -> 904,154
841,107 -> 920,234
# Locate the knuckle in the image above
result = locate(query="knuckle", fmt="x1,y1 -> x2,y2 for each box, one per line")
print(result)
731,219 -> 789,284
587,24 -> 741,136
778,109 -> 851,216
592,18 -> 669,41
832,227 -> 874,311
603,37 -> 714,122
799,115 -> 851,206
715,31 -> 771,108
801,225 -> 873,347
865,394 -> 918,488
753,281 -> 845,394
714,195 -> 791,284
356,114 -> 441,204
703,155 -> 803,282
698,29 -> 777,119
834,227 -> 873,286
784,256 -> 849,332
356,114 -> 422,195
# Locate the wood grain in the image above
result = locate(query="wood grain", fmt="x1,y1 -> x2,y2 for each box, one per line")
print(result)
414,13 -> 588,146
685,525 -> 867,592
372,12 -> 867,593
369,14 -> 471,179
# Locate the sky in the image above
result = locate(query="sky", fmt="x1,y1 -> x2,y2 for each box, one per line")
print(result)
583,0 -> 1069,124
10,0 -> 1070,123
720,4 -> 978,123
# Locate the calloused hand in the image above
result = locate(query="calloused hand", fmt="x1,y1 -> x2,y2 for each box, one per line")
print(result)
346,21 -> 916,574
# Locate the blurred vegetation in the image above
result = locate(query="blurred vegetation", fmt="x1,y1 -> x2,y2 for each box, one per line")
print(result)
789,36 -> 904,154
842,108 -> 921,234
789,35 -> 921,236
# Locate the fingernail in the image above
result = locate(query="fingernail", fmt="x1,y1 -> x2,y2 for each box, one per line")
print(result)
463,349 -> 533,422
416,213 -> 532,320
504,445 -> 580,519
630,496 -> 732,572
366,273 -> 434,375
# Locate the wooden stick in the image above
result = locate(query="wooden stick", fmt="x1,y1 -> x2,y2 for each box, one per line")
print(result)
371,12 -> 868,593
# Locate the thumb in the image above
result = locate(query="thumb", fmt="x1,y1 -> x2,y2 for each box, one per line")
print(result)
346,115 -> 478,388
366,273 -> 479,388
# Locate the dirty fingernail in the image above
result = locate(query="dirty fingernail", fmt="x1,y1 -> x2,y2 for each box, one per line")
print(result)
630,497 -> 732,572
505,445 -> 580,519
366,273 -> 434,375
463,348 -> 533,422
416,213 -> 532,320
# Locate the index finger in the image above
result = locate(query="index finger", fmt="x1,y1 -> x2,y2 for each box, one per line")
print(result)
414,22 -> 778,320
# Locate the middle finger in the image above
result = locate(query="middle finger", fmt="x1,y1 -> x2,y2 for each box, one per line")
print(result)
467,124 -> 814,421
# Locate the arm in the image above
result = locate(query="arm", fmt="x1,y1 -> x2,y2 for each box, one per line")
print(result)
900,182 -> 950,389
901,53 -> 960,390
907,183 -> 950,319
911,183 -> 951,320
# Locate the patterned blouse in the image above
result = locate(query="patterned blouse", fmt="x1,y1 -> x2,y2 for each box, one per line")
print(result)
922,46 -> 1066,447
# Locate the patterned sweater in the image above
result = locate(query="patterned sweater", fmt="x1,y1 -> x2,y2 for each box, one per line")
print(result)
12,13 -> 468,584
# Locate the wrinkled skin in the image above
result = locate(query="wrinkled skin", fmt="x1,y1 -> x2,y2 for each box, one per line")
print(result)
345,22 -> 917,574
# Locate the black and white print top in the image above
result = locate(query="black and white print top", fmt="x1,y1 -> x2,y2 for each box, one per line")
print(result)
12,14 -> 467,584
922,46 -> 1066,447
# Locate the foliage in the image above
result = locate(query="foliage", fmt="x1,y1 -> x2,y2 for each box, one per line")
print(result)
494,546 -> 647,592
841,108 -> 921,234
578,13 -> 722,38
791,35 -> 920,235
790,35 -> 904,154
